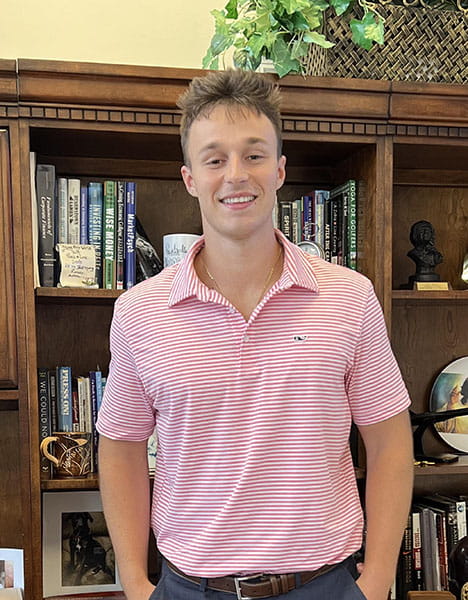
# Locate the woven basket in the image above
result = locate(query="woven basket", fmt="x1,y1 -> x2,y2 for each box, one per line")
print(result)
304,2 -> 468,83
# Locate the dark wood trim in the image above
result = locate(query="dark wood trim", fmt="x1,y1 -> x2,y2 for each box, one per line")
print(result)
0,59 -> 17,103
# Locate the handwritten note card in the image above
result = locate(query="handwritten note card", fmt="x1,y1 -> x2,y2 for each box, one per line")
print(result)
56,244 -> 98,288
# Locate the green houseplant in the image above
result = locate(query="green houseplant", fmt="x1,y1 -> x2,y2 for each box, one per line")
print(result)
203,0 -> 385,77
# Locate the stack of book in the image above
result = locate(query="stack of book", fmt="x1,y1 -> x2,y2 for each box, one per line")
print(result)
277,179 -> 357,270
394,495 -> 467,597
37,367 -> 106,476
34,161 -> 137,289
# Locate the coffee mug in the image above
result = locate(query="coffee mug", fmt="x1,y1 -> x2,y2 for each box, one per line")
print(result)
163,233 -> 201,267
40,431 -> 91,478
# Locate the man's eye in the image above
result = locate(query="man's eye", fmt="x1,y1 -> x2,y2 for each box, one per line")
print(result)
207,158 -> 222,166
248,154 -> 263,161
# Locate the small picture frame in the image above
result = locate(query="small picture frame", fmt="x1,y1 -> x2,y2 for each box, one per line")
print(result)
42,491 -> 122,597
0,548 -> 24,591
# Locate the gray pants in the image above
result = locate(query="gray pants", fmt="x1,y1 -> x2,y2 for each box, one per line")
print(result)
149,557 -> 367,600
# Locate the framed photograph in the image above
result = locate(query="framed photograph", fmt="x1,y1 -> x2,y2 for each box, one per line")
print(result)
429,356 -> 468,453
0,548 -> 24,590
42,491 -> 122,597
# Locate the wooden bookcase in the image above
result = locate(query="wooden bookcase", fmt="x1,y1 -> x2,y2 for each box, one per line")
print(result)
0,59 -> 467,599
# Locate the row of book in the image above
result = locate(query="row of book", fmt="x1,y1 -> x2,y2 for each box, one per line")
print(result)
37,367 -> 107,476
276,179 -> 357,270
34,160 -> 137,289
394,494 -> 468,597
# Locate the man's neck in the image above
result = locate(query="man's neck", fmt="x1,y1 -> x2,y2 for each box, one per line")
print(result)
195,231 -> 283,320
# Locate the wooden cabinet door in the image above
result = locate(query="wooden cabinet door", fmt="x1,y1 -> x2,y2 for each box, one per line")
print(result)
0,129 -> 17,388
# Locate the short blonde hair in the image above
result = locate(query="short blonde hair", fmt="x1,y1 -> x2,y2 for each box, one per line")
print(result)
177,69 -> 283,165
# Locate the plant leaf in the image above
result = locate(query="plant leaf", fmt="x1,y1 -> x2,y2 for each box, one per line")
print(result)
277,0 -> 313,15
303,30 -> 334,47
224,0 -> 239,19
350,11 -> 384,50
202,48 -> 219,70
271,37 -> 303,76
329,0 -> 352,15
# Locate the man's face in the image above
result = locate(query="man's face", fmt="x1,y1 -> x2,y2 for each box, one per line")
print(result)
181,104 -> 286,243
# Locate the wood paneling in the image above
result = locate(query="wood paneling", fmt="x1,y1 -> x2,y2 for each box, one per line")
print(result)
0,411 -> 23,547
0,130 -> 17,388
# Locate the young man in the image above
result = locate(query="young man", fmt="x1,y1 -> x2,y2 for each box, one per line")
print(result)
96,69 -> 414,600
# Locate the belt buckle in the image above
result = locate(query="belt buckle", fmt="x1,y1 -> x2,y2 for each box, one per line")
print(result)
233,573 -> 264,600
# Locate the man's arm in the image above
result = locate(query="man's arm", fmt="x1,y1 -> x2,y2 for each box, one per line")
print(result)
355,409 -> 414,600
98,435 -> 156,600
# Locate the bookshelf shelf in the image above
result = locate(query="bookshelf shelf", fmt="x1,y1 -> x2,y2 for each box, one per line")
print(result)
414,455 -> 468,477
41,475 -> 99,490
392,290 -> 468,303
35,287 -> 124,304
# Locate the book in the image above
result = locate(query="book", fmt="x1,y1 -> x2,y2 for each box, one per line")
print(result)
412,509 -> 424,591
314,190 -> 328,250
56,366 -> 73,432
278,200 -> 292,241
290,197 -> 301,244
301,195 -> 314,242
125,182 -> 136,289
397,513 -> 413,599
79,185 -> 89,244
87,182 -> 104,288
115,181 -> 126,290
103,180 -> 117,289
67,178 -> 80,244
36,164 -> 56,286
57,177 -> 68,244
38,368 -> 51,477
347,179 -> 357,270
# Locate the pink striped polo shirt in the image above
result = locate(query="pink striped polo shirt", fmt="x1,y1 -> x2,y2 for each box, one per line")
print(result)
96,230 -> 410,577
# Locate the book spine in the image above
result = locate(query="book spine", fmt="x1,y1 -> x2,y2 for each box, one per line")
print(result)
314,190 -> 327,250
89,371 -> 100,472
71,381 -> 80,432
67,178 -> 81,244
36,164 -> 56,286
323,193 -> 332,262
301,195 -> 314,242
56,366 -> 73,432
116,181 -> 126,290
340,189 -> 348,267
291,198 -> 301,244
88,182 -> 103,288
279,201 -> 292,241
80,185 -> 89,244
412,510 -> 423,590
347,180 -> 357,270
125,182 -> 137,289
38,368 -> 51,478
103,180 -> 117,289
57,177 -> 68,244
330,196 -> 339,264
48,370 -> 58,432
397,513 -> 412,599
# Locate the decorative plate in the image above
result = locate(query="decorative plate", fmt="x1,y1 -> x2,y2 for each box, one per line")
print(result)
429,356 -> 468,453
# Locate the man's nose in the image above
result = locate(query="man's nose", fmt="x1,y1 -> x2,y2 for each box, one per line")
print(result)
225,156 -> 248,182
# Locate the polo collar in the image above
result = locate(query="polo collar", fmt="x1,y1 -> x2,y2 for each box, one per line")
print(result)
168,229 -> 319,308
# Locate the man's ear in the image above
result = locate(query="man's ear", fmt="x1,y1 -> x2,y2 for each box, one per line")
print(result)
181,165 -> 198,198
276,155 -> 287,191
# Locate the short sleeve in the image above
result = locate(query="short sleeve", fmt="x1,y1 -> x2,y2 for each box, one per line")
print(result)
96,299 -> 156,441
346,285 -> 411,426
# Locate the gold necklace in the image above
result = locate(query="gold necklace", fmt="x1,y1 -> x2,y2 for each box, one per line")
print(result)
201,246 -> 283,305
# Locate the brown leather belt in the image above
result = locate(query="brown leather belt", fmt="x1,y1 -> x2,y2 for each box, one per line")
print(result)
166,560 -> 336,599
